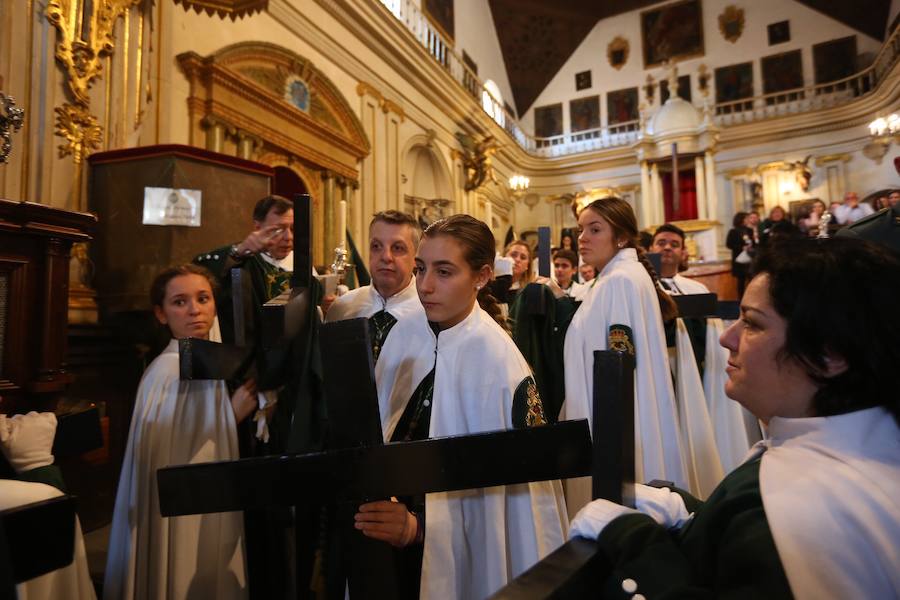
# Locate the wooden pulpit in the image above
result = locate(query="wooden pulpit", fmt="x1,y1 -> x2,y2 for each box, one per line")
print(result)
87,144 -> 273,313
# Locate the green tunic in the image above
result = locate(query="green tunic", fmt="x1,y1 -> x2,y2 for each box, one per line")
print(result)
194,246 -> 292,346
597,456 -> 792,599
508,283 -> 579,422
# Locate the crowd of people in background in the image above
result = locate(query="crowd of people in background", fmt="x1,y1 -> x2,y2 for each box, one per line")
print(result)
725,188 -> 899,297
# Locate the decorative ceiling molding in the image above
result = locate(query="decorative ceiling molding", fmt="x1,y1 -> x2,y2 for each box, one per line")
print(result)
172,0 -> 267,20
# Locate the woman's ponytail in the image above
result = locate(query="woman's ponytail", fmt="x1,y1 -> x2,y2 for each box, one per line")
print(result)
477,285 -> 510,333
634,245 -> 679,322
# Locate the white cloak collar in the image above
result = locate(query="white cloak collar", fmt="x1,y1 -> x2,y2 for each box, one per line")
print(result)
260,250 -> 293,271
761,407 -> 900,600
326,277 -> 421,323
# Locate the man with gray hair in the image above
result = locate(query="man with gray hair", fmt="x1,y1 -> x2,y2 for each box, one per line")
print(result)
834,191 -> 874,225
326,210 -> 423,361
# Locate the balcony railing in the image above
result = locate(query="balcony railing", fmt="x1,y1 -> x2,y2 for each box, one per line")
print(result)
378,0 -> 900,157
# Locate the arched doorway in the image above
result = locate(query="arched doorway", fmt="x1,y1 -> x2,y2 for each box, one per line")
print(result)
403,144 -> 453,227
273,166 -> 309,199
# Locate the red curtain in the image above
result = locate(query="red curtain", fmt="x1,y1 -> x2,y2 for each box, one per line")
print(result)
662,169 -> 698,222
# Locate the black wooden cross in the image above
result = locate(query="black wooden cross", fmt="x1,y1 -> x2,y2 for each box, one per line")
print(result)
160,309 -> 636,599
488,350 -> 637,600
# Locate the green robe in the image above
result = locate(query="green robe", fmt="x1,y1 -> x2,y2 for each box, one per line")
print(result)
597,456 -> 792,599
196,247 -> 326,599
508,283 -> 579,422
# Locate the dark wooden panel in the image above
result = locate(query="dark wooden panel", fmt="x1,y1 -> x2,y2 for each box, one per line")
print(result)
87,145 -> 272,313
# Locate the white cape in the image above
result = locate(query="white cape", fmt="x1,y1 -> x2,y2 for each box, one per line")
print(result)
702,318 -> 752,472
760,407 -> 900,600
325,277 -> 421,324
670,273 -> 710,294
104,339 -> 246,600
324,279 -> 429,439
0,479 -> 96,600
673,318 -> 724,498
406,305 -> 568,599
562,249 -> 688,517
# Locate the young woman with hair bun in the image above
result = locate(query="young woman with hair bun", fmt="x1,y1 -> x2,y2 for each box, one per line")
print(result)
562,197 -> 688,517
353,214 -> 567,599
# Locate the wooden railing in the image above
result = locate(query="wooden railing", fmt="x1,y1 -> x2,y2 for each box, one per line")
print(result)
378,0 -> 900,156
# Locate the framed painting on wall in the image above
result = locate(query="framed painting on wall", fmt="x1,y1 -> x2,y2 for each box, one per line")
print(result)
813,36 -> 857,84
607,88 -> 639,125
534,104 -> 563,138
641,0 -> 705,68
715,62 -> 754,106
424,0 -> 454,41
575,70 -> 592,91
768,20 -> 791,45
762,50 -> 804,100
660,74 -> 692,103
570,96 -> 601,132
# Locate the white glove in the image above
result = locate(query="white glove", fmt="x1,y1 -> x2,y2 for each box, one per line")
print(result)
493,255 -> 514,278
253,391 -> 278,444
0,412 -> 57,474
634,483 -> 693,530
568,499 -> 639,540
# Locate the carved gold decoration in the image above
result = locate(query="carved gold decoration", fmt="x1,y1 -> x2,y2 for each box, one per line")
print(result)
0,92 -> 25,163
718,5 -> 745,44
173,0 -> 267,20
382,99 -> 406,121
454,133 -> 500,192
814,153 -> 852,166
783,156 -> 813,191
607,36 -> 630,70
47,0 -> 143,106
644,74 -> 656,105
54,103 -> 102,164
356,81 -> 385,105
697,64 -> 711,97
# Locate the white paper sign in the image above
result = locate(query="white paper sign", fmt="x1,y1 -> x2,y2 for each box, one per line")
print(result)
142,187 -> 202,227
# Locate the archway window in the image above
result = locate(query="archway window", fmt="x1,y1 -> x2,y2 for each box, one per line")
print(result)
482,80 -> 505,127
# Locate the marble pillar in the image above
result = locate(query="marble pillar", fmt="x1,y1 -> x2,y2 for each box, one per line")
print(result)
694,155 -> 708,220
704,152 -> 718,223
639,161 -> 652,229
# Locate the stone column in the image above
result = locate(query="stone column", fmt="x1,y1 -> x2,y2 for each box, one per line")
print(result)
350,180 -> 363,256
484,199 -> 493,233
341,180 -> 352,248
205,119 -> 226,153
639,161 -> 652,229
322,171 -> 336,260
704,151 -> 719,223
650,162 -> 662,226
236,132 -> 257,160
694,155 -> 708,220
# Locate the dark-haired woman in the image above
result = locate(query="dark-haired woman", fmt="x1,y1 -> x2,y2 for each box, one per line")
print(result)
105,265 -> 257,600
569,237 -> 900,599
354,215 -> 567,599
726,211 -> 754,298
562,197 -> 688,517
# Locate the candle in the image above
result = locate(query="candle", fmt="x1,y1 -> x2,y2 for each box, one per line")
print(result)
339,199 -> 347,247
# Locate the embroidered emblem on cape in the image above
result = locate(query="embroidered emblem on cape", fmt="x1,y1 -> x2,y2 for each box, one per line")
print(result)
513,376 -> 547,428
608,323 -> 635,356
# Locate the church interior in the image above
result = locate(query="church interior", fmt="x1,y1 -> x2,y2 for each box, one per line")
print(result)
1,0 -> 899,597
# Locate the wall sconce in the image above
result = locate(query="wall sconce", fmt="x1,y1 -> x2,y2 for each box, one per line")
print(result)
509,174 -> 530,198
864,114 -> 900,163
